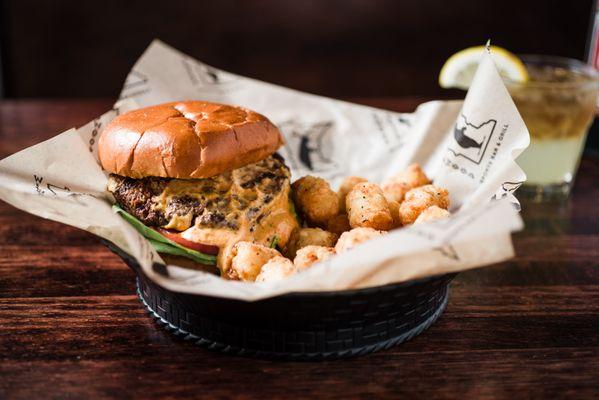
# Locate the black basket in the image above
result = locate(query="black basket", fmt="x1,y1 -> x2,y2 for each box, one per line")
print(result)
106,242 -> 455,360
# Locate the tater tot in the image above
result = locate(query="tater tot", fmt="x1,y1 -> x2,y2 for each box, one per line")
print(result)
298,227 -> 338,247
414,205 -> 451,224
387,200 -> 402,228
382,163 -> 431,203
335,227 -> 386,253
285,227 -> 338,259
228,241 -> 281,281
293,245 -> 336,270
382,181 -> 411,204
292,176 -> 339,226
399,184 -> 450,225
255,256 -> 297,283
346,182 -> 394,230
327,213 -> 351,236
337,176 -> 368,212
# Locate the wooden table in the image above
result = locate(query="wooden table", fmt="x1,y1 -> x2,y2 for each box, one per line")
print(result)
0,99 -> 597,399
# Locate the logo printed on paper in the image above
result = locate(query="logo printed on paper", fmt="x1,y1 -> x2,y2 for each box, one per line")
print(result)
32,175 -> 97,211
278,120 -> 337,173
434,244 -> 460,261
119,70 -> 150,101
492,181 -> 525,201
182,59 -> 239,90
448,114 -> 497,165
88,118 -> 102,153
371,111 -> 410,153
88,106 -> 120,156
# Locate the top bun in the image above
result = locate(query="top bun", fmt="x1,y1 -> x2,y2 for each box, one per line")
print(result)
98,101 -> 284,179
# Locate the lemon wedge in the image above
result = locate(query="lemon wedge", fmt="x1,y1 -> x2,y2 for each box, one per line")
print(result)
439,45 -> 528,90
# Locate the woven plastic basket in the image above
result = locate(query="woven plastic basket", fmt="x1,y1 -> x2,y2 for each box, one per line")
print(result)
106,242 -> 455,360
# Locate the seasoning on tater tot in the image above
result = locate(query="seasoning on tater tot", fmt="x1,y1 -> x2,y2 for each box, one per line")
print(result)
255,256 -> 297,283
399,184 -> 450,225
327,213 -> 352,236
335,227 -> 386,253
346,182 -> 394,231
382,163 -> 431,203
337,176 -> 367,212
285,227 -> 338,259
228,241 -> 281,281
414,205 -> 451,224
293,245 -> 336,270
292,176 -> 339,226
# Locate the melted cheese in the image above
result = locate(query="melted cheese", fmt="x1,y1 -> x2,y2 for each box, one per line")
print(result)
180,185 -> 297,273
163,213 -> 193,230
148,156 -> 298,274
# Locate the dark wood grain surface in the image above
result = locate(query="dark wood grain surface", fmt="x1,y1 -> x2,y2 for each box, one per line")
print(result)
0,99 -> 598,399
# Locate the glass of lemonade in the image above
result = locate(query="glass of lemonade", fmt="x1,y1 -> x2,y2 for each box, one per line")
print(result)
505,55 -> 599,202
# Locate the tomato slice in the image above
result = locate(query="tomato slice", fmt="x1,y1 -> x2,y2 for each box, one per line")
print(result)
154,228 -> 220,255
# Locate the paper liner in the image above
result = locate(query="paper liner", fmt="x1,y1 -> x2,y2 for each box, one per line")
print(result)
0,41 -> 529,300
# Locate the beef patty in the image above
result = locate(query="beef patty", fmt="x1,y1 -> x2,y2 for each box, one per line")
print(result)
107,154 -> 290,231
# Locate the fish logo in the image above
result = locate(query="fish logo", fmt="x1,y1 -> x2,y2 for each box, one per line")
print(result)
448,114 -> 496,165
278,120 -> 336,173
454,125 -> 483,149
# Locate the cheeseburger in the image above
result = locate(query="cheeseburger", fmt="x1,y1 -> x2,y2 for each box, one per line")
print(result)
99,101 -> 298,278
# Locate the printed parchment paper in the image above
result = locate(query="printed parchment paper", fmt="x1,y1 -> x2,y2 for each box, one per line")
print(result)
0,40 -> 529,300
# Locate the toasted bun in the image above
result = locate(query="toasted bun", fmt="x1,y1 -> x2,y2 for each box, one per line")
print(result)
98,101 -> 284,179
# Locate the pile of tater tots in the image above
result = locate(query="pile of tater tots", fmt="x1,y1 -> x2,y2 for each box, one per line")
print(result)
230,164 -> 451,283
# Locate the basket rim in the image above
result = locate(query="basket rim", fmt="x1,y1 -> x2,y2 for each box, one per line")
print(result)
136,279 -> 451,360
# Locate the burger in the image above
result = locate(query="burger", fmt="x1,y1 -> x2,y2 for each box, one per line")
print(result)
98,100 -> 299,278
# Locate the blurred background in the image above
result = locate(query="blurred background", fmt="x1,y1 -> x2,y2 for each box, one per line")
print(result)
0,0 -> 593,99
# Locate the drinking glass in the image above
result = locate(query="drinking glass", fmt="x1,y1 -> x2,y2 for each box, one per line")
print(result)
504,55 -> 599,202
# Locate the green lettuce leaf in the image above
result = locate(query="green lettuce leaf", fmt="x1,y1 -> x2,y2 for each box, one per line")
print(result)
269,235 -> 279,249
113,204 -> 217,265
289,196 -> 301,225
145,238 -> 216,265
